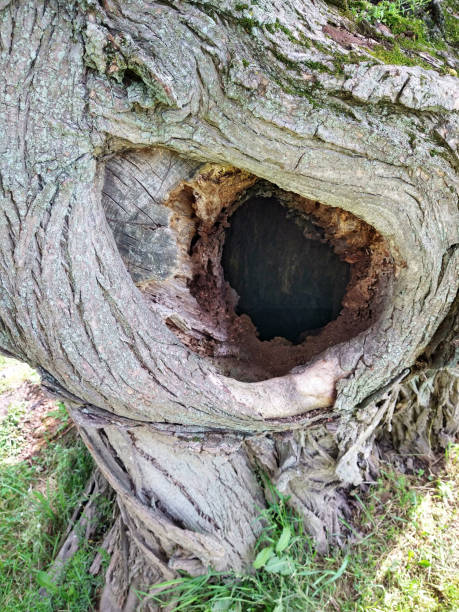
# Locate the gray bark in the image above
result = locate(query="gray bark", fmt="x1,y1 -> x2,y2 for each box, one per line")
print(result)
0,1 -> 457,610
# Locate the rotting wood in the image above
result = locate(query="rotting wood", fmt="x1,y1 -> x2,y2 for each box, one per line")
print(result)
106,150 -> 394,382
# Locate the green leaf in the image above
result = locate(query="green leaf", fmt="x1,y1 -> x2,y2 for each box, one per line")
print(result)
275,526 -> 291,553
418,559 -> 431,567
35,571 -> 57,592
253,546 -> 274,569
321,555 -> 349,586
265,555 -> 295,575
211,598 -> 233,611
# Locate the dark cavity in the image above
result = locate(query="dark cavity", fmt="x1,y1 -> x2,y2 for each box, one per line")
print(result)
222,197 -> 350,343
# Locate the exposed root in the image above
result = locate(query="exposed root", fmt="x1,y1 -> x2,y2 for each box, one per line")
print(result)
378,368 -> 459,461
39,469 -> 113,599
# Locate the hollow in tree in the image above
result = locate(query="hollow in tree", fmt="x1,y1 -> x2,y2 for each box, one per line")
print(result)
0,1 -> 457,610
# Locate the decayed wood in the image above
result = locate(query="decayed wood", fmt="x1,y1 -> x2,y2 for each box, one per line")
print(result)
0,1 -> 457,608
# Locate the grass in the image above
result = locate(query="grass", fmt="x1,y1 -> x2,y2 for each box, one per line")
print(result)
343,458 -> 459,611
0,354 -> 39,393
0,357 -> 113,611
0,400 -> 29,461
1,357 -> 457,611
139,451 -> 459,611
139,479 -> 351,611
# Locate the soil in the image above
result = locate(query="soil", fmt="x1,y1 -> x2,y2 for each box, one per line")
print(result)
0,380 -> 72,462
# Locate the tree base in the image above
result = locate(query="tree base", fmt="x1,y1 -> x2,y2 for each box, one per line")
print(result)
87,368 -> 458,611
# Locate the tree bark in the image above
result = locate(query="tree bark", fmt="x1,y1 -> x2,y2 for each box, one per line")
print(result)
0,1 -> 457,609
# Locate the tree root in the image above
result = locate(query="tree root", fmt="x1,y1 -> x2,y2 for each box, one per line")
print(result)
39,469 -> 114,599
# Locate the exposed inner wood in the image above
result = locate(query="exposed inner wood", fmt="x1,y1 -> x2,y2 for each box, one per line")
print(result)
135,165 -> 394,382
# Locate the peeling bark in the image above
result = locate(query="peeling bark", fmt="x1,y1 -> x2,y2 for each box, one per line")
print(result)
0,1 -> 457,609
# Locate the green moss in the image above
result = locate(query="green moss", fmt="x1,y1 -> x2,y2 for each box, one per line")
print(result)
348,0 -> 452,60
304,59 -> 333,72
350,0 -> 429,36
349,0 -> 455,67
271,49 -> 302,72
275,22 -> 299,43
271,48 -> 333,74
311,40 -> 330,53
297,33 -> 312,49
444,0 -> 459,46
187,1 -> 216,19
264,19 -> 311,47
370,43 -> 432,69
332,50 -> 376,74
387,15 -> 428,41
397,34 -> 431,52
270,68 -> 324,107
238,17 -> 260,33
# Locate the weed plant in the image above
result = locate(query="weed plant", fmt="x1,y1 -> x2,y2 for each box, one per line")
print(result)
350,0 -> 457,69
351,0 -> 430,35
140,450 -> 459,611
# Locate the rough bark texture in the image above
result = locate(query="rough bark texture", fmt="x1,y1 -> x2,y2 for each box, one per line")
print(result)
0,1 -> 458,610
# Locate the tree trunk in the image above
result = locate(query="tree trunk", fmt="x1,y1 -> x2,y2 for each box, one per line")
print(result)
0,1 -> 457,609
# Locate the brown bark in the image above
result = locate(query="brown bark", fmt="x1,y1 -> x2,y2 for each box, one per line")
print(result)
0,1 -> 457,609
